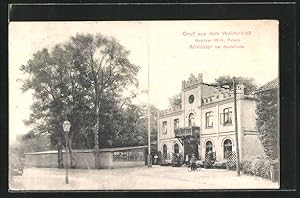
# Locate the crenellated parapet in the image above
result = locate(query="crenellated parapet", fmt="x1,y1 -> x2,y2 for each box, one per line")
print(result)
201,84 -> 245,105
160,105 -> 182,116
182,73 -> 203,90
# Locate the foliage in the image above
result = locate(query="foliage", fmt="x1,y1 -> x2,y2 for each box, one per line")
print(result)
12,135 -> 52,154
168,94 -> 182,108
213,75 -> 258,95
240,156 -> 279,181
20,33 -> 158,166
9,135 -> 53,171
255,88 -> 279,159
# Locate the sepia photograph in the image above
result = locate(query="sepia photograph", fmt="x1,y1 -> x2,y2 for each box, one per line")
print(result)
9,20 -> 279,190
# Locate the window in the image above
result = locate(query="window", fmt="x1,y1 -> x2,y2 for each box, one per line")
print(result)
205,111 -> 213,128
223,139 -> 233,159
188,113 -> 195,127
174,119 -> 179,129
220,107 -> 232,125
205,141 -> 213,153
162,121 -> 167,134
174,143 -> 179,154
163,144 -> 168,159
188,95 -> 194,104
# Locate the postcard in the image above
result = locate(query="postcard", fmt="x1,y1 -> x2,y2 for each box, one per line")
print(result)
9,20 -> 279,190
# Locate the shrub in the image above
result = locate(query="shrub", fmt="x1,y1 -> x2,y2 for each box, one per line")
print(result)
240,156 -> 279,181
252,159 -> 271,178
240,160 -> 252,175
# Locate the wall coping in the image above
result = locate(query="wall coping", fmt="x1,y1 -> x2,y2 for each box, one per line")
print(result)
25,145 -> 148,155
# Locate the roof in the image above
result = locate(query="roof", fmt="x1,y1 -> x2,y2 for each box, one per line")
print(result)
25,145 -> 148,155
99,145 -> 148,152
255,78 -> 278,93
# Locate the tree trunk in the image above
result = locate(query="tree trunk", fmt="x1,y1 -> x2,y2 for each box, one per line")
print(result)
94,106 -> 100,169
92,71 -> 100,169
57,136 -> 64,168
68,138 -> 75,168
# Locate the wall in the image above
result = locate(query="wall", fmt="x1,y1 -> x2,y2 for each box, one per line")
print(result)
242,134 -> 264,158
25,149 -> 147,169
98,152 -> 113,168
74,152 -> 96,169
200,134 -> 236,161
25,153 -> 58,168
241,99 -> 257,131
183,86 -> 201,128
201,105 -> 218,135
170,114 -> 184,139
159,138 -> 183,160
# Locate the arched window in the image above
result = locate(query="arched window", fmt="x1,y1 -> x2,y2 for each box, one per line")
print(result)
223,139 -> 232,159
174,143 -> 179,154
163,144 -> 167,159
188,113 -> 195,127
205,141 -> 213,153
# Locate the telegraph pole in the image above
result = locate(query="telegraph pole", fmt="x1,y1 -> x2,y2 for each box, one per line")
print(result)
233,77 -> 241,176
147,41 -> 152,168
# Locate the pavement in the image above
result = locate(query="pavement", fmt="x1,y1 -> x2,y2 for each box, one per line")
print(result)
9,165 -> 279,191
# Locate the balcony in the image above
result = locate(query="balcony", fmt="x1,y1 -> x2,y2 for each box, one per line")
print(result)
174,126 -> 200,138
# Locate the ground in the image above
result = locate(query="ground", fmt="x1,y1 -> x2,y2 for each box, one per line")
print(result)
9,166 -> 279,191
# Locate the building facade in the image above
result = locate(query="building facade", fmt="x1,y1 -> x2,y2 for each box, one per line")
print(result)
158,74 -> 263,164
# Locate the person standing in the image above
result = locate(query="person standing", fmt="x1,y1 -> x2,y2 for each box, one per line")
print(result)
190,154 -> 197,171
185,154 -> 189,166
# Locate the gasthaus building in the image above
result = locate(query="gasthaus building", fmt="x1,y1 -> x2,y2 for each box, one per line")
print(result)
158,74 -> 263,165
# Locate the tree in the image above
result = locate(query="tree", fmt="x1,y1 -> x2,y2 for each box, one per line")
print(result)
213,75 -> 257,95
21,33 -> 140,168
21,42 -> 98,168
255,87 -> 279,159
168,94 -> 182,108
68,33 -> 139,168
101,103 -> 159,148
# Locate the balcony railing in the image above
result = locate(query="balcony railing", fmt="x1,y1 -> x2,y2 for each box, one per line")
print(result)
174,126 -> 200,138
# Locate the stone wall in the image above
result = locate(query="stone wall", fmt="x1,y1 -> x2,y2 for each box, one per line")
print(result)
25,148 -> 146,169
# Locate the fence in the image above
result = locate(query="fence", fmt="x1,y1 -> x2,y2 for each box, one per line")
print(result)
204,152 -> 216,168
227,151 -> 237,169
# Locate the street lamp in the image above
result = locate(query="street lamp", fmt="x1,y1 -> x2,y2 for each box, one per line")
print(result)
63,120 -> 71,184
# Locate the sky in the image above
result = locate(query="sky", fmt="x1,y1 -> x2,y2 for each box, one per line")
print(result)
9,20 -> 278,143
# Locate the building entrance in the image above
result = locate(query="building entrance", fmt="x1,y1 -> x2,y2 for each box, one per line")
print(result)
184,138 -> 199,160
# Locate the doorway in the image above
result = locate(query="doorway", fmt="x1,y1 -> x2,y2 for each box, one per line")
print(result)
183,138 -> 198,160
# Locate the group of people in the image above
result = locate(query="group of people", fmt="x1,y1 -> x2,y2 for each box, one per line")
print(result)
166,152 -> 198,170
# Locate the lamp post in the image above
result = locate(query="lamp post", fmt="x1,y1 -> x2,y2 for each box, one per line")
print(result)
63,120 -> 71,184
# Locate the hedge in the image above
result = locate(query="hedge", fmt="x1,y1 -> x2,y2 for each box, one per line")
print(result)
240,156 -> 279,182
